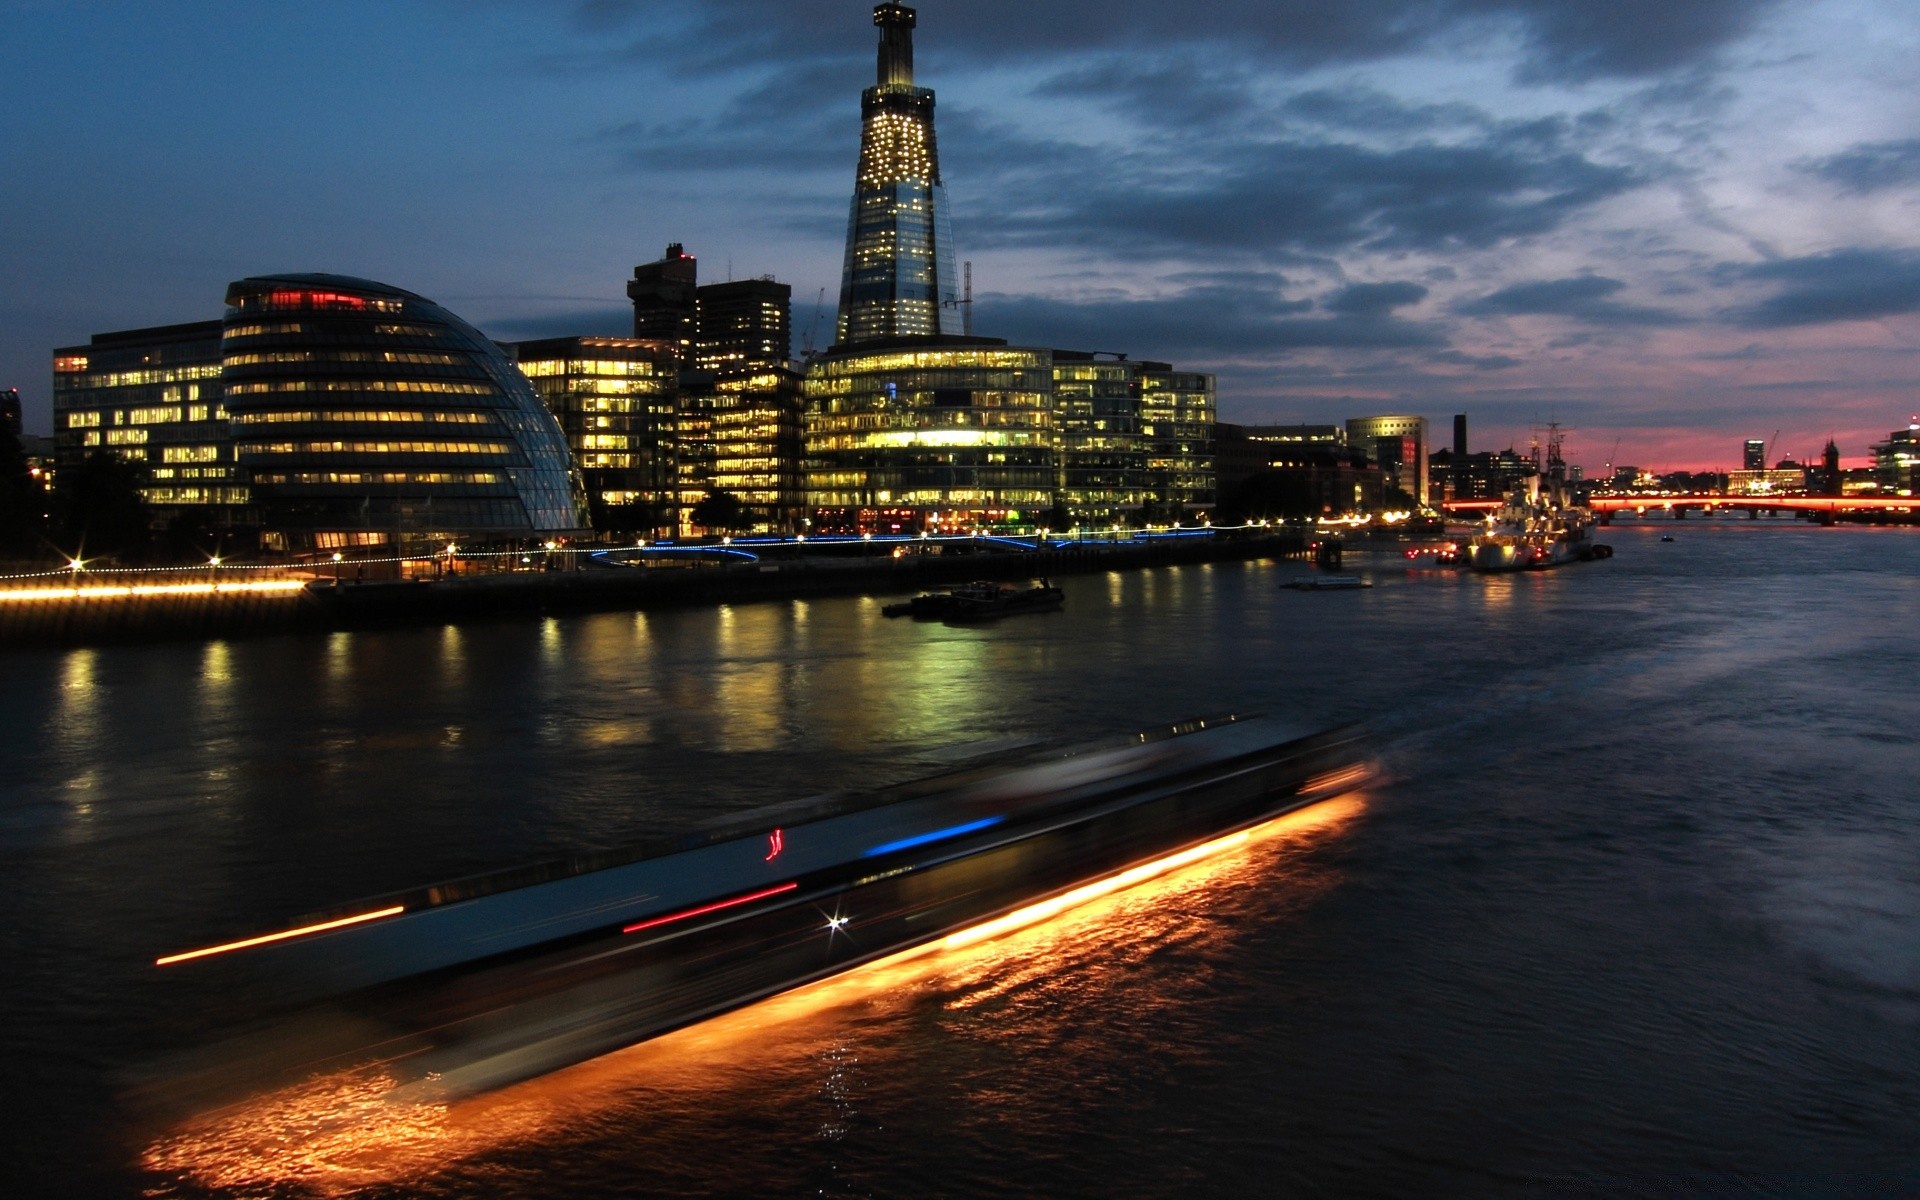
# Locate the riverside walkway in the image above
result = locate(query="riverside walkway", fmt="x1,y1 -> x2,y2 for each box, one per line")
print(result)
0,528 -> 1306,647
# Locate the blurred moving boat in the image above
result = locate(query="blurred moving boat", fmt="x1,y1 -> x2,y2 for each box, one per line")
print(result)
147,716 -> 1370,1104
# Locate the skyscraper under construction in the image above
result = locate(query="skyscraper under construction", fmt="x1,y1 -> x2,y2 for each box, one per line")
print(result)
834,3 -> 959,346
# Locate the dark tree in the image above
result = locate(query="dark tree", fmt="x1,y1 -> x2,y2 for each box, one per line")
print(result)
0,423 -> 50,561
55,451 -> 153,563
689,489 -> 745,534
1215,469 -> 1319,524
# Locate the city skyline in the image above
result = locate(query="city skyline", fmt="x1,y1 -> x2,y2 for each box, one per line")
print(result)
5,1 -> 1919,470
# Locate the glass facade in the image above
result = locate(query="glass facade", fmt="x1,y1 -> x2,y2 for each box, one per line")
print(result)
835,4 -> 959,346
222,274 -> 584,550
708,371 -> 807,533
51,321 -> 251,521
512,336 -> 678,534
1139,367 -> 1217,512
1054,355 -> 1145,525
805,339 -> 1055,527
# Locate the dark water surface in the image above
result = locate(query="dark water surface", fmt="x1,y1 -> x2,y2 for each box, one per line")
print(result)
3,524 -> 1917,1196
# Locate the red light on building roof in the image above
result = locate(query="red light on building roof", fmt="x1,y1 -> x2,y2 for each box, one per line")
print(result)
265,290 -> 369,311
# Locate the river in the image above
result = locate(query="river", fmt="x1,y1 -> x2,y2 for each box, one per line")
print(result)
2,522 -> 1916,1196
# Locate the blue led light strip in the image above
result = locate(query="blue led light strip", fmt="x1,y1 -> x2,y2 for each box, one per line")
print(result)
862,816 -> 1004,858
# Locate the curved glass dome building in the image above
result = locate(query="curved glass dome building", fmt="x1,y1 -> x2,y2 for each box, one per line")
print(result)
221,274 -> 585,551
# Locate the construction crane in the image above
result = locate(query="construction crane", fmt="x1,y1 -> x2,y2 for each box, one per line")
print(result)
942,261 -> 973,336
1765,428 -> 1781,468
800,287 -> 826,362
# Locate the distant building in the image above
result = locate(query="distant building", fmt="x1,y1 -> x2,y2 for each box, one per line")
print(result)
511,336 -> 679,536
1346,414 -> 1429,507
628,243 -> 699,361
1727,467 -> 1805,495
223,274 -> 583,552
1213,423 -> 1384,519
694,278 -> 791,377
708,370 -> 807,533
51,320 -> 249,526
1743,439 -> 1767,471
1138,366 -> 1215,514
1870,422 -> 1918,494
1813,439 -> 1842,497
1053,352 -> 1144,525
835,3 -> 960,346
1,388 -> 20,439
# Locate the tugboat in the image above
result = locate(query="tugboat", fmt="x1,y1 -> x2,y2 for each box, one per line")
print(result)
884,580 -> 1064,620
1467,424 -> 1600,572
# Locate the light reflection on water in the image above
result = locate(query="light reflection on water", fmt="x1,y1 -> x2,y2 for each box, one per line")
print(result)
6,527 -> 1920,1194
140,796 -> 1363,1197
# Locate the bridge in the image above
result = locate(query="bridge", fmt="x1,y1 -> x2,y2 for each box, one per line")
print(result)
1443,495 -> 1916,523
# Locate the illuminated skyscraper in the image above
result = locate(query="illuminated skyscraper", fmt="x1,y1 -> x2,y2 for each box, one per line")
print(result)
834,3 -> 959,346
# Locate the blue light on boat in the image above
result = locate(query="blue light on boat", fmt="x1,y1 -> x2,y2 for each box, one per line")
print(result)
862,816 -> 1004,858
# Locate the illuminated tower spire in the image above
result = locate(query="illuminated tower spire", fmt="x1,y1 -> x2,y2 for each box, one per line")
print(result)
835,3 -> 959,346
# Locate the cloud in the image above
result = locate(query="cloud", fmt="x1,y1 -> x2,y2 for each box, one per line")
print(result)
570,0 -> 1780,82
1727,248 -> 1920,327
1800,139 -> 1920,195
964,134 -> 1638,258
978,280 -> 1446,360
1457,274 -> 1689,325
1431,349 -> 1523,370
1491,0 -> 1781,82
1323,281 -> 1428,316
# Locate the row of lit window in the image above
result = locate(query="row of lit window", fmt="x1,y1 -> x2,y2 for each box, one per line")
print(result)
225,350 -> 464,368
237,441 -> 515,456
227,380 -> 497,396
518,359 -> 668,379
224,322 -> 447,340
142,486 -> 252,505
150,466 -> 236,480
229,409 -> 496,426
55,364 -> 222,386
162,445 -> 222,463
253,471 -> 505,486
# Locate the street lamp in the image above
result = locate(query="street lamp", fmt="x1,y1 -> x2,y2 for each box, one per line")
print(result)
331,551 -> 343,585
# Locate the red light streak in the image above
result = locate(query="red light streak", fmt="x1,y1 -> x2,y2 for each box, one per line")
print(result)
622,882 -> 798,935
156,905 -> 406,967
765,828 -> 784,861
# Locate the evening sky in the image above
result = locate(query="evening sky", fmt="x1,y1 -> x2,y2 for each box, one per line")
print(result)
4,0 -> 1918,469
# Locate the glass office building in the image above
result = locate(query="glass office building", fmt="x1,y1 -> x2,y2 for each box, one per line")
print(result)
512,336 -> 678,535
222,274 -> 584,551
805,337 -> 1055,530
52,320 -> 251,524
1053,353 -> 1145,525
1138,366 -> 1216,513
834,4 -> 959,346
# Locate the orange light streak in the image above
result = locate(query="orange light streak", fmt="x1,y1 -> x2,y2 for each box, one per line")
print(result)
142,793 -> 1366,1190
156,905 -> 406,967
0,580 -> 306,603
941,827 -> 1254,951
1303,764 -> 1372,794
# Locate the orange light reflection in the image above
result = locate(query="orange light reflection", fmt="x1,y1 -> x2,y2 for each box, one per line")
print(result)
144,791 -> 1365,1193
155,905 -> 406,967
0,580 -> 306,603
